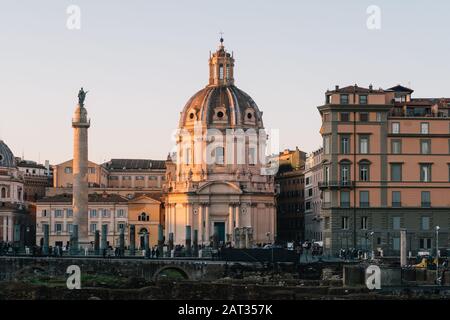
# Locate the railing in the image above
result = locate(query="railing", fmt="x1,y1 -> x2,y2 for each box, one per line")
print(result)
318,180 -> 355,189
421,202 -> 431,208
359,202 -> 370,208
392,201 -> 402,208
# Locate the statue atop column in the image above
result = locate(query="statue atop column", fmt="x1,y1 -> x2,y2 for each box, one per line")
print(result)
78,87 -> 88,106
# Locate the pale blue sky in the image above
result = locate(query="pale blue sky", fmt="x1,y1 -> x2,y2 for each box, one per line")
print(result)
1,0 -> 449,164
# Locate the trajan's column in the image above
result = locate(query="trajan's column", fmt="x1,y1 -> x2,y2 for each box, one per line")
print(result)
72,88 -> 90,246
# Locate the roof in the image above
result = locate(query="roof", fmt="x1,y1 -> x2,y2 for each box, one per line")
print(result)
387,85 -> 414,93
37,193 -> 128,203
327,85 -> 385,94
0,140 -> 16,168
103,159 -> 166,171
179,85 -> 264,128
17,160 -> 46,170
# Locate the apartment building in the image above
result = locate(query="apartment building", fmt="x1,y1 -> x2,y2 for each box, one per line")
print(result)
304,147 -> 323,242
318,84 -> 450,255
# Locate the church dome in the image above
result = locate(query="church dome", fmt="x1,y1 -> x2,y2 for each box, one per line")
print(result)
179,39 -> 263,129
0,140 -> 16,167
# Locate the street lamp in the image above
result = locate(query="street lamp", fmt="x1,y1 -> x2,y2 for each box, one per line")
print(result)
435,225 -> 440,285
369,232 -> 375,260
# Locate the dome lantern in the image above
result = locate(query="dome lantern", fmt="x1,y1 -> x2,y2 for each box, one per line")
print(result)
209,37 -> 235,87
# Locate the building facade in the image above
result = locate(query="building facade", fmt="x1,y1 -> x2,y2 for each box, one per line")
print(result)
165,39 -> 276,247
318,84 -> 450,255
0,140 -> 33,245
304,147 -> 323,242
275,148 -> 306,243
17,159 -> 52,202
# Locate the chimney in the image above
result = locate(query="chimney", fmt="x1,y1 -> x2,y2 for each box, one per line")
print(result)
369,84 -> 373,91
335,85 -> 339,91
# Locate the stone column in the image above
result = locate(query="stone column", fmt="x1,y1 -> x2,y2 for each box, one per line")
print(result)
119,228 -> 125,256
144,232 -> 149,256
169,232 -> 174,252
94,230 -> 100,255
101,224 -> 108,251
158,224 -> 164,254
7,216 -> 13,243
228,205 -> 233,243
70,225 -> 79,255
129,224 -> 135,256
43,224 -> 49,255
204,205 -> 210,245
186,225 -> 192,256
165,204 -> 170,240
400,229 -> 407,267
193,229 -> 199,257
2,216 -> 7,241
72,101 -> 90,245
235,205 -> 240,228
198,205 -> 204,244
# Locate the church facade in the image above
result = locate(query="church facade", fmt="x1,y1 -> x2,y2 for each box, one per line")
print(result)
164,39 -> 276,247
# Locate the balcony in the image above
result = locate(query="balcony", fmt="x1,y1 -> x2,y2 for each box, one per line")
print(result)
421,202 -> 431,208
318,180 -> 355,189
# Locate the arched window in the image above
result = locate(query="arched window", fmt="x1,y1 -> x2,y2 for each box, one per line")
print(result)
219,64 -> 224,80
0,187 -> 6,199
139,212 -> 148,222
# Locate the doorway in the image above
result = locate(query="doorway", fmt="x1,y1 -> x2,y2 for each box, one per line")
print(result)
214,222 -> 225,244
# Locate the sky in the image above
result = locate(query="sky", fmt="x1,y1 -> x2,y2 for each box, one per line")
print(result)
1,0 -> 450,165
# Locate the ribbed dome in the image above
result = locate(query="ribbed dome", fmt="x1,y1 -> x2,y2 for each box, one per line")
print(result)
179,85 -> 263,129
0,140 -> 15,167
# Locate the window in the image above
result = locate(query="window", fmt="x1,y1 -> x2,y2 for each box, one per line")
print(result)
326,95 -> 331,104
67,209 -> 73,217
340,164 -> 350,184
340,94 -> 349,105
55,223 -> 62,234
359,112 -> 369,122
123,176 -> 131,180
55,209 -> 63,218
420,140 -> 431,154
305,177 -> 311,185
88,167 -> 96,174
135,176 -> 145,180
117,223 -> 125,232
421,217 -> 430,230
393,217 -> 401,230
102,209 -> 109,218
340,112 -> 350,122
341,216 -> 349,230
420,164 -> 431,182
420,122 -> 429,134
325,217 -> 330,229
421,191 -> 431,207
323,136 -> 330,154
64,167 -> 72,174
324,166 -> 330,183
215,147 -> 224,165
359,191 -> 369,208
391,140 -> 402,154
392,191 -> 401,207
340,136 -> 350,154
67,223 -> 73,234
305,201 -> 311,211
361,217 -> 368,230
391,164 -> 402,182
392,122 -> 400,134
359,95 -> 368,105
308,188 -> 313,197
248,147 -> 257,165
420,238 -> 432,250
323,113 -> 330,122
359,136 -> 369,154
42,209 -> 47,217
340,191 -> 350,208
90,223 -> 97,233
393,238 -> 400,251
90,209 -> 97,218
184,147 -> 191,164
219,64 -> 224,79
149,176 -> 157,180
376,112 -> 382,122
359,164 -> 369,181
117,209 -> 125,217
